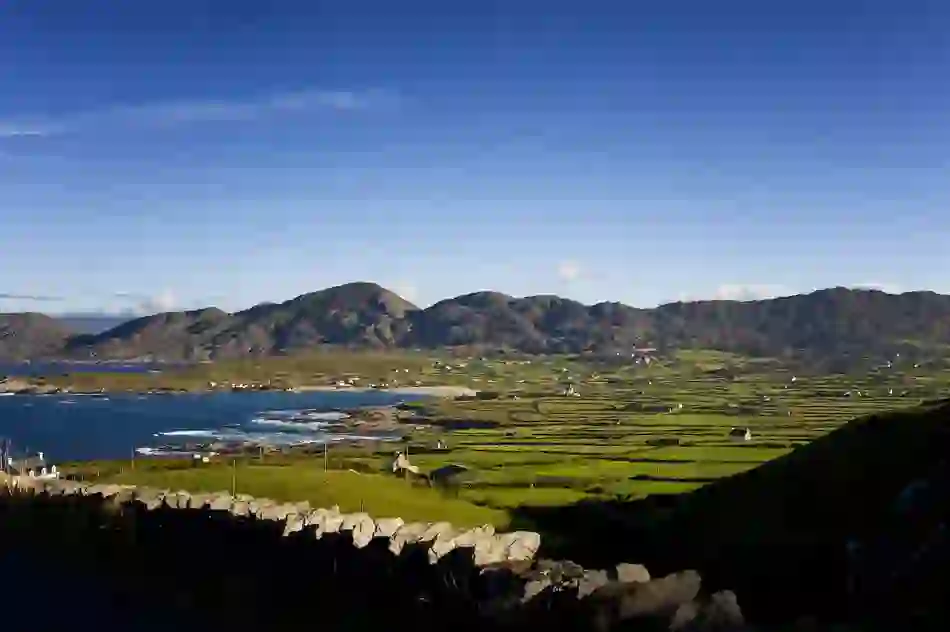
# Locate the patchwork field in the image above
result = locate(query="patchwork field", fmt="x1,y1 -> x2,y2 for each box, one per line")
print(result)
332,350 -> 950,510
68,349 -> 950,521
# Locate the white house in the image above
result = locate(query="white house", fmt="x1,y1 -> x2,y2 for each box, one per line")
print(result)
729,427 -> 752,441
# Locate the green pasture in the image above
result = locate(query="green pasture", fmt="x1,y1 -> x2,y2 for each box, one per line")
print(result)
72,348 -> 950,519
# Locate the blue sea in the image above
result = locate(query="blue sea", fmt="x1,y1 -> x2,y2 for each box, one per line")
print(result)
0,361 -> 183,377
0,391 -> 423,462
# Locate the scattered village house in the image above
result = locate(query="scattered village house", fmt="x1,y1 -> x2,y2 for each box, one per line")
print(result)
5,450 -> 60,479
390,451 -> 421,477
729,427 -> 752,441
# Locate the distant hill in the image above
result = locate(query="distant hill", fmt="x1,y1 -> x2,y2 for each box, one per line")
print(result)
65,282 -> 418,361
3,282 -> 950,362
57,314 -> 134,335
0,313 -> 74,361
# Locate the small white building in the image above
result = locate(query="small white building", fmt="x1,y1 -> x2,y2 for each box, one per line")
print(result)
7,451 -> 61,479
729,427 -> 752,442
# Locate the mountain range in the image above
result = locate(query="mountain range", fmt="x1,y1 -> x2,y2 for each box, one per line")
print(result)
2,282 -> 950,364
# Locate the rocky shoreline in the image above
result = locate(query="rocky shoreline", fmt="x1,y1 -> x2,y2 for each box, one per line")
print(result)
0,376 -> 477,399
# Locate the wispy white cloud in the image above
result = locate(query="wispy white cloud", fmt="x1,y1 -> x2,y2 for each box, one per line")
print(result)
113,290 -> 177,314
556,260 -> 581,282
0,125 -> 51,139
389,281 -> 419,305
0,293 -> 64,302
0,88 -> 393,138
676,284 -> 794,303
851,282 -> 902,294
711,284 -> 792,301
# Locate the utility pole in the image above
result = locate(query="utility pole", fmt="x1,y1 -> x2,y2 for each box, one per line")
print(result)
323,441 -> 328,472
231,459 -> 237,496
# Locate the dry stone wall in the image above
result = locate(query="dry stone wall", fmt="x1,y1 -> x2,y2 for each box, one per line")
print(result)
0,475 -> 747,631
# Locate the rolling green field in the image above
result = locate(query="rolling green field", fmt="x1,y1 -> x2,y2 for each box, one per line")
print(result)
67,348 -> 950,523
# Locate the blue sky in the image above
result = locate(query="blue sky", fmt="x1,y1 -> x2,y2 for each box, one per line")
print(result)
1,0 -> 948,314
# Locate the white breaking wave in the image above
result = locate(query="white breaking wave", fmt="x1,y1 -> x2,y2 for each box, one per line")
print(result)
159,429 -> 218,438
141,406 -> 376,455
249,418 -> 330,431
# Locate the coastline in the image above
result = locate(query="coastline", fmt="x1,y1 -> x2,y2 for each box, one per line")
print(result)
291,385 -> 478,399
0,377 -> 478,399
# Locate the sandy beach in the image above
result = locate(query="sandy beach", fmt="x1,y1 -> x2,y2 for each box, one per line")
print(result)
292,385 -> 478,398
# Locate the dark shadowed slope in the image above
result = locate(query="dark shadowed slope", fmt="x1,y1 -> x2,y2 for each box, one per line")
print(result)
513,400 -> 950,629
6,283 -> 950,361
67,307 -> 231,361
0,313 -> 74,360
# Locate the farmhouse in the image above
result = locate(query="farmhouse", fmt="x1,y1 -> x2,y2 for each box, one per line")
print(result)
5,451 -> 60,479
729,427 -> 752,441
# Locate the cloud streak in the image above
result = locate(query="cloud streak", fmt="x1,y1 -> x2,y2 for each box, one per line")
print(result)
711,284 -> 792,301
0,88 -> 393,138
557,260 -> 581,282
113,291 -> 177,314
0,293 -> 65,302
852,282 -> 902,294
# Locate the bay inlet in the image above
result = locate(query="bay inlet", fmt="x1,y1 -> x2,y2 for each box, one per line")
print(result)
0,390 -> 425,461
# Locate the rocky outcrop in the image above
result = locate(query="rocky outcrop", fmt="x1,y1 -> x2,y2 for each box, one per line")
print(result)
0,475 -> 745,631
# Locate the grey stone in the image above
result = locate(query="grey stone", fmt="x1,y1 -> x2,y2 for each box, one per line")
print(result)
249,497 -> 276,517
617,570 -> 703,620
427,525 -> 462,563
578,570 -> 611,598
167,491 -> 192,509
187,493 -> 212,509
420,522 -> 455,543
229,500 -> 251,517
208,493 -> 233,511
341,512 -> 377,548
615,563 -> 651,584
310,509 -> 344,537
522,577 -> 553,603
135,488 -> 165,511
451,524 -> 495,548
473,534 -> 511,566
671,601 -> 700,630
693,590 -> 744,630
374,517 -> 405,539
500,531 -> 541,562
101,485 -> 124,499
112,486 -> 136,504
83,484 -> 106,497
537,559 -> 586,583
283,512 -> 307,536
390,522 -> 430,554
58,480 -> 84,496
44,480 -> 68,496
258,503 -> 294,522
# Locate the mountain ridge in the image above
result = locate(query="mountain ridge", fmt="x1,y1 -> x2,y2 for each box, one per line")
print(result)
3,282 -> 950,363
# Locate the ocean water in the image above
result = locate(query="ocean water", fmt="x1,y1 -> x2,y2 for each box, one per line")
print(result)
0,390 -> 423,462
0,361 -> 181,377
